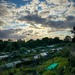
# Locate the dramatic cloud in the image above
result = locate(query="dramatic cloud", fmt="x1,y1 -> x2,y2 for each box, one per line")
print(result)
0,4 -> 8,17
18,14 -> 75,29
18,14 -> 46,24
0,20 -> 6,26
0,0 -> 75,40
0,29 -> 26,39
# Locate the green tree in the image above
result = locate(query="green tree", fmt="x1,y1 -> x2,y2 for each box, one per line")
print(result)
64,36 -> 72,43
71,26 -> 75,42
61,46 -> 71,57
41,37 -> 49,45
53,37 -> 60,44
3,42 -> 13,52
20,47 -> 27,53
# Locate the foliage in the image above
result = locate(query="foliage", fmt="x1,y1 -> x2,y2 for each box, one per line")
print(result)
0,37 -> 63,52
19,47 -> 28,53
34,57 -> 68,75
0,36 -> 75,75
60,46 -> 71,57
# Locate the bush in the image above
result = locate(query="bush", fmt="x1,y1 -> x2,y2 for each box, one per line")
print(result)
43,70 -> 56,75
57,66 -> 64,75
61,46 -> 71,57
71,67 -> 75,73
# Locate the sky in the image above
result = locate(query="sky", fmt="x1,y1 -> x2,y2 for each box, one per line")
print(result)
0,0 -> 75,41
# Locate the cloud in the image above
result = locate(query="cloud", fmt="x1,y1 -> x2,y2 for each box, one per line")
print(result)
66,16 -> 75,21
0,4 -> 8,17
0,28 -> 26,39
0,0 -> 75,40
18,14 -> 46,23
46,0 -> 70,5
18,13 -> 75,29
0,2 -> 17,29
0,20 -> 6,26
1,0 -> 75,29
22,0 -> 30,1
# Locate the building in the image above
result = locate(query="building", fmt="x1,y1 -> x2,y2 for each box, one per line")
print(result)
0,55 -> 9,60
47,45 -> 55,48
5,60 -> 21,68
40,52 -> 48,57
21,58 -> 30,61
56,47 -> 62,51
33,55 -> 40,59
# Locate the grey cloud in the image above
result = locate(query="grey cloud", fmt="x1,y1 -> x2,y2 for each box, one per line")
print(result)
0,20 -> 6,26
22,30 -> 33,36
9,34 -> 25,39
49,3 -> 58,8
66,16 -> 75,21
47,29 -> 66,33
25,10 -> 30,14
0,4 -> 8,17
29,22 -> 41,29
35,32 -> 39,35
26,33 -> 30,35
0,29 -> 26,39
42,11 -> 50,14
0,29 -> 13,38
18,14 -> 46,23
18,14 -> 75,29
14,28 -> 23,32
28,30 -> 33,33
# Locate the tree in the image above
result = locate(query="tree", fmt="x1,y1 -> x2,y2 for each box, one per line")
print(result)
61,46 -> 71,57
41,37 -> 49,45
64,36 -> 72,42
3,42 -> 13,52
0,39 -> 4,51
71,26 -> 75,42
8,39 -> 12,42
53,37 -> 60,44
20,47 -> 27,53
48,38 -> 53,45
17,39 -> 26,48
71,26 -> 75,36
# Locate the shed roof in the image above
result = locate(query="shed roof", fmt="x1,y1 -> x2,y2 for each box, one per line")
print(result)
33,55 -> 39,59
45,63 -> 59,70
40,52 -> 47,56
22,58 -> 30,61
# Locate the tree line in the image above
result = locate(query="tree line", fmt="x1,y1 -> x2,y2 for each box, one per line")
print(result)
0,26 -> 75,52
0,37 -> 63,52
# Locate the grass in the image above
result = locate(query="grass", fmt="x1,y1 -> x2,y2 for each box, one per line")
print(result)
33,57 -> 68,75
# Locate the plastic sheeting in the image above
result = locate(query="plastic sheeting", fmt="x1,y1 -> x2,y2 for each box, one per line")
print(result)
45,63 -> 59,70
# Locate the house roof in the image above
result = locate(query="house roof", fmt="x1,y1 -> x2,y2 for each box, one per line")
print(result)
47,45 -> 55,48
14,60 -> 21,65
27,50 -> 31,52
0,55 -> 9,59
5,63 -> 14,67
56,47 -> 62,51
52,49 -> 55,51
22,58 -> 30,61
40,52 -> 47,56
33,55 -> 39,59
5,60 -> 22,67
